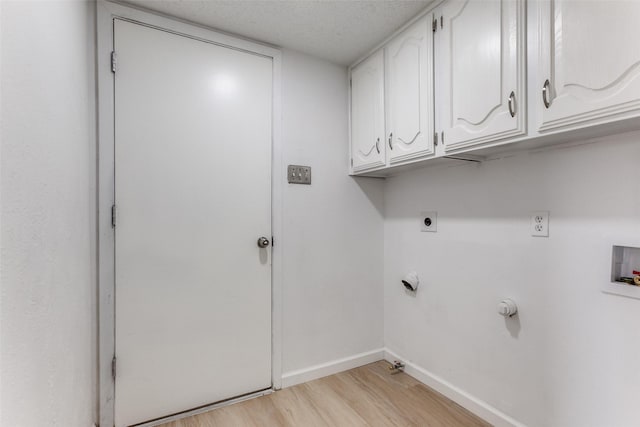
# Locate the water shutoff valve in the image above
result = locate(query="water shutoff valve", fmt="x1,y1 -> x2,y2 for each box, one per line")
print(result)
498,299 -> 518,317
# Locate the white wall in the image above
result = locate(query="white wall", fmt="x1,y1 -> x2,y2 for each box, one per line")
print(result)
0,7 -> 385,425
4,3 -> 639,427
0,1 -> 96,426
384,133 -> 640,427
280,49 -> 384,378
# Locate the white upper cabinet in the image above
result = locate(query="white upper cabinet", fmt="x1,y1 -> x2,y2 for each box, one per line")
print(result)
538,0 -> 640,132
386,16 -> 435,163
439,0 -> 526,152
350,50 -> 385,172
349,0 -> 640,175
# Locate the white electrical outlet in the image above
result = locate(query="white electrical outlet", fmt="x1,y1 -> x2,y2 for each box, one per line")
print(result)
531,211 -> 549,237
420,211 -> 437,232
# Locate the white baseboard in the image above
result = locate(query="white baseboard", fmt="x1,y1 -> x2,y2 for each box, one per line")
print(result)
384,348 -> 526,427
280,347 -> 525,427
281,348 -> 385,388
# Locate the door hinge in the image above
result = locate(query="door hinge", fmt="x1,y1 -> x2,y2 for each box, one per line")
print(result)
440,15 -> 443,29
441,131 -> 445,145
434,132 -> 438,146
111,204 -> 117,228
111,355 -> 116,381
350,158 -> 353,167
432,18 -> 437,32
111,51 -> 117,73
350,78 -> 352,88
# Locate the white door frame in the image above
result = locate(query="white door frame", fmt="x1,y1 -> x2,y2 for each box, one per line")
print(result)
96,2 -> 283,426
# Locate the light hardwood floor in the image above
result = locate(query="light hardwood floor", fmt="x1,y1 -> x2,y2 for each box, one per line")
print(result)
159,361 -> 491,426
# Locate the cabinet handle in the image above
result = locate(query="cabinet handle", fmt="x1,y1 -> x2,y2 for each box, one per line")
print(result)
375,138 -> 380,154
508,91 -> 516,117
542,79 -> 551,108
388,133 -> 393,150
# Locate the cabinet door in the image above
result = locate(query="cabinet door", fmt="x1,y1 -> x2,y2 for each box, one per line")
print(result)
351,50 -> 385,172
386,16 -> 434,164
440,0 -> 525,151
538,1 -> 640,132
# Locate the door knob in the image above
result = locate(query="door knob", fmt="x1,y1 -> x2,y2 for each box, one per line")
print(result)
257,237 -> 270,248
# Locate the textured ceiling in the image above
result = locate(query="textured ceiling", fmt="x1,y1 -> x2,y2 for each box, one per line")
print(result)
121,0 -> 433,65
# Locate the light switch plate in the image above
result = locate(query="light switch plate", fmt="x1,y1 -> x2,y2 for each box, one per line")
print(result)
288,165 -> 311,185
420,211 -> 437,232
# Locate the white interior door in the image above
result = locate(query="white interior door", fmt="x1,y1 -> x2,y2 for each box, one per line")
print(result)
113,19 -> 273,427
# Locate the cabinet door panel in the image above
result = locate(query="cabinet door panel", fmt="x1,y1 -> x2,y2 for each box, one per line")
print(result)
452,1 -> 501,125
538,0 -> 640,132
442,0 -> 526,151
351,50 -> 385,171
387,16 -> 434,163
